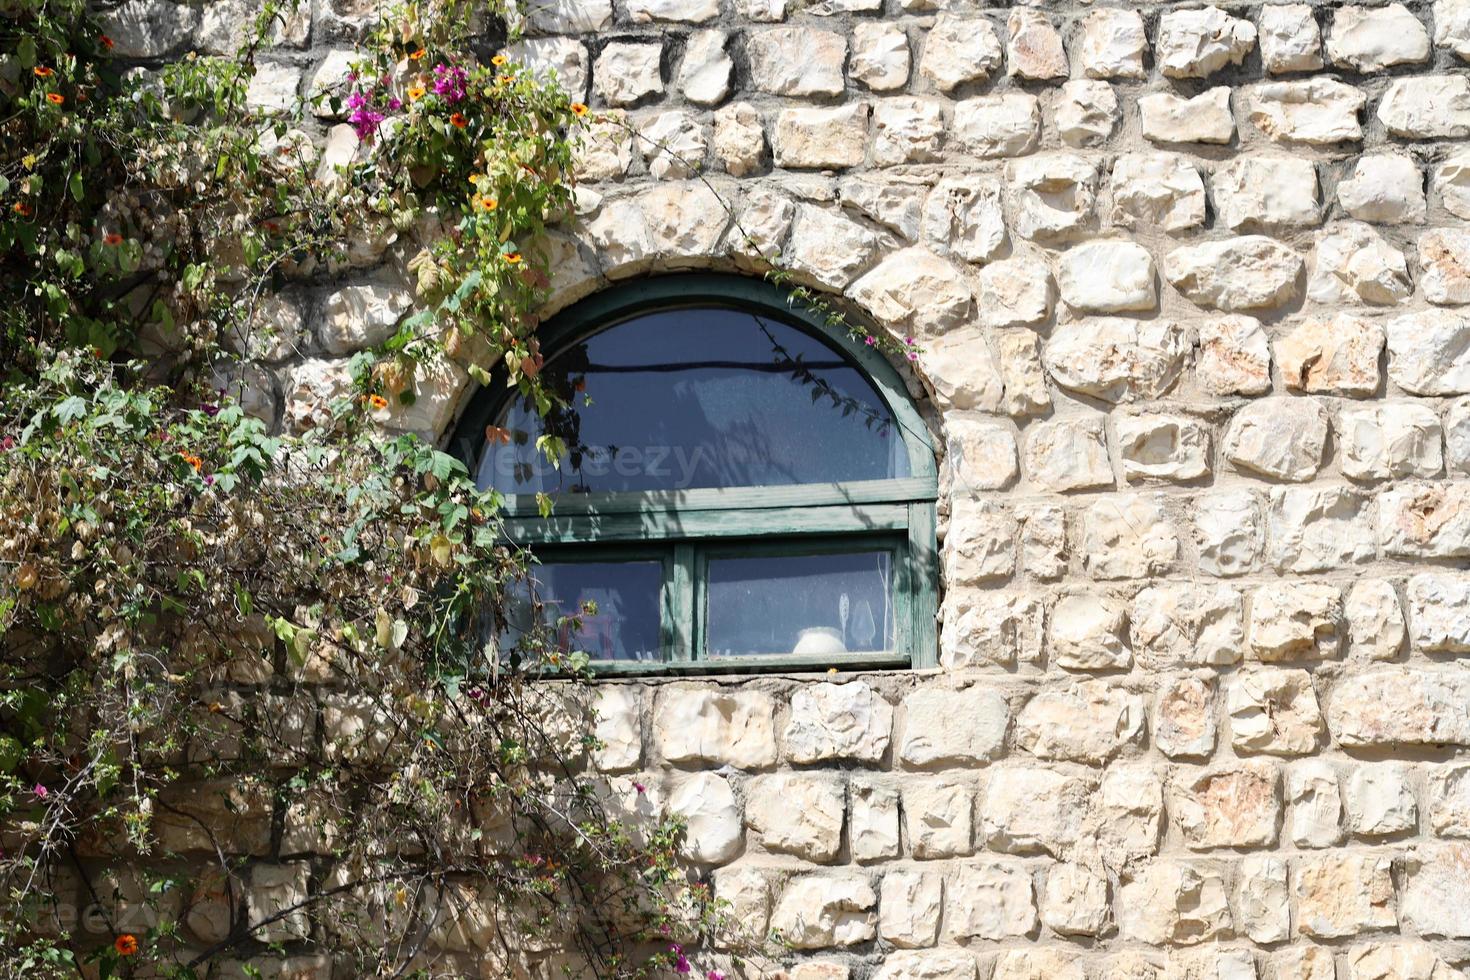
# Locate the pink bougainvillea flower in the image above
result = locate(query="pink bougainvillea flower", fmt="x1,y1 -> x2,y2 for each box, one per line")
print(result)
33,784 -> 48,799
632,781 -> 646,795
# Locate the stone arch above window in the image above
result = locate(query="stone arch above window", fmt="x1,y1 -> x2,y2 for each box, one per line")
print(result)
450,274 -> 939,674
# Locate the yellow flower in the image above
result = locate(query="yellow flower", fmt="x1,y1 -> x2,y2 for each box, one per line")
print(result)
503,251 -> 522,264
479,196 -> 498,212
570,102 -> 588,117
408,85 -> 426,101
491,54 -> 508,66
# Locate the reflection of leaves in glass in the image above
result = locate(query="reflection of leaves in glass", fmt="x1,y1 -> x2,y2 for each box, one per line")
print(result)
491,310 -> 905,493
754,317 -> 893,438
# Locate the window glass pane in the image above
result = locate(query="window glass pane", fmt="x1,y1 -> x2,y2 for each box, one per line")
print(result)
502,561 -> 662,662
481,307 -> 910,494
705,551 -> 894,658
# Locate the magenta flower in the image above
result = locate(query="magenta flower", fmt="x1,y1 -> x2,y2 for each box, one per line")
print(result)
632,780 -> 646,795
32,784 -> 48,799
670,944 -> 690,974
707,972 -> 726,980
432,63 -> 468,103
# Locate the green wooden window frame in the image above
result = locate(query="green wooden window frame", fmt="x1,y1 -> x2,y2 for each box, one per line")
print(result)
449,274 -> 939,674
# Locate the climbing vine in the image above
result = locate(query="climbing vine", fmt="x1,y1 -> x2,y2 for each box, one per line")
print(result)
0,1 -> 759,976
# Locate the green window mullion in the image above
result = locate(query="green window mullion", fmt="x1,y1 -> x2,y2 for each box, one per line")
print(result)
669,543 -> 696,663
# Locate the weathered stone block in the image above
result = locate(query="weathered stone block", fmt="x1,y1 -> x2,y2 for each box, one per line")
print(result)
898,686 -> 1008,766
653,688 -> 776,768
902,779 -> 974,858
784,681 -> 892,764
1015,682 -> 1145,764
1228,668 -> 1325,756
746,773 -> 843,862
943,862 -> 1036,941
980,766 -> 1089,856
771,875 -> 876,949
1293,853 -> 1396,938
1172,761 -> 1281,850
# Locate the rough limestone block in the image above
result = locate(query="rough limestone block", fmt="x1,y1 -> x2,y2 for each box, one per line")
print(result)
1248,78 -> 1365,144
653,688 -> 776,768
1044,319 -> 1186,403
1292,853 -> 1397,938
879,870 -> 942,949
979,766 -> 1089,856
1042,864 -> 1110,936
1154,676 -> 1217,759
1172,761 -> 1282,850
1326,3 -> 1430,71
898,686 -> 1008,766
919,14 -> 1002,93
1081,494 -> 1179,580
1166,237 -> 1304,312
943,862 -> 1036,941
1075,8 -> 1148,79
1195,490 -> 1265,577
1258,4 -> 1323,74
1266,485 -> 1377,574
784,681 -> 892,764
850,778 -> 900,861
1055,80 -> 1120,147
668,771 -> 744,863
902,779 -> 974,858
1236,855 -> 1291,943
1110,153 -> 1206,232
1228,668 -> 1325,756
1348,765 -> 1418,838
1118,861 -> 1233,945
1287,760 -> 1345,848
1156,6 -> 1257,78
1196,315 -> 1272,396
1339,153 -> 1426,224
1327,669 -> 1470,747
771,875 -> 876,949
746,28 -> 846,97
745,773 -> 844,862
1015,682 -> 1145,764
1007,154 -> 1101,243
1050,593 -> 1131,670
1224,398 -> 1329,482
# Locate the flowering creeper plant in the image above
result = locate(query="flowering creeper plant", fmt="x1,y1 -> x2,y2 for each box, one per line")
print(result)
0,1 -> 770,977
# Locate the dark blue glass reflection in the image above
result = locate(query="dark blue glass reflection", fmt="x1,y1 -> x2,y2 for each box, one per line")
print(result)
480,307 -> 909,493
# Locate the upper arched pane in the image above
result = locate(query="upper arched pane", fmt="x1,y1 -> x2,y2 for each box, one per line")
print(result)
479,305 -> 912,494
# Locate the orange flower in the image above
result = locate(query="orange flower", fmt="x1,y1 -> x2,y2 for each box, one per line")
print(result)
46,93 -> 64,105
100,34 -> 115,49
570,102 -> 588,117
179,452 -> 203,472
12,202 -> 32,217
449,112 -> 467,128
503,252 -> 522,265
479,196 -> 498,212
491,54 -> 508,67
496,74 -> 513,86
367,394 -> 389,410
114,934 -> 138,956
103,233 -> 124,246
33,66 -> 54,77
408,85 -> 426,101
410,47 -> 428,60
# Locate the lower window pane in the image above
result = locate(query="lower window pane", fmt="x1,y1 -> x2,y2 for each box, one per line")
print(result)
506,561 -> 663,662
706,551 -> 894,657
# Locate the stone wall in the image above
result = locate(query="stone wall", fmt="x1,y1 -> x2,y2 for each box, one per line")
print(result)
95,0 -> 1470,976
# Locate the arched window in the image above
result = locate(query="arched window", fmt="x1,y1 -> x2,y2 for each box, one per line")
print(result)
452,275 -> 938,673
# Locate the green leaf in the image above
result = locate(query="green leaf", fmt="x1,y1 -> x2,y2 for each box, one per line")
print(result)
68,171 -> 83,203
